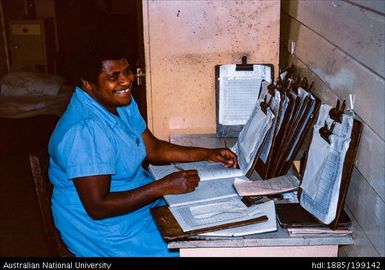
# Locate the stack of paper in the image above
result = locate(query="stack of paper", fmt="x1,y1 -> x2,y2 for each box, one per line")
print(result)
288,227 -> 352,237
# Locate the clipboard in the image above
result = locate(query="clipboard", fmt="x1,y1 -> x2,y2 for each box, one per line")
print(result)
215,56 -> 274,137
275,95 -> 321,176
276,107 -> 362,230
150,205 -> 268,241
253,70 -> 321,180
275,203 -> 351,228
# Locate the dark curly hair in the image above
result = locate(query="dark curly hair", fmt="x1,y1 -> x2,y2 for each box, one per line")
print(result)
78,21 -> 135,85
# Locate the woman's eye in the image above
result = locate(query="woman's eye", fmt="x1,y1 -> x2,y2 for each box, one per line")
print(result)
107,75 -> 117,81
123,69 -> 132,76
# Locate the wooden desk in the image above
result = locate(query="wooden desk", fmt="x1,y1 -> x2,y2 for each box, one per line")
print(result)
168,133 -> 354,257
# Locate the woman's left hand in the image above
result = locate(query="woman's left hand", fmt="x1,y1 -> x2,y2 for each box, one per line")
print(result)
206,148 -> 238,168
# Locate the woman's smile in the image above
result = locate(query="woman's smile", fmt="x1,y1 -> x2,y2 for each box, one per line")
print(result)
113,86 -> 131,95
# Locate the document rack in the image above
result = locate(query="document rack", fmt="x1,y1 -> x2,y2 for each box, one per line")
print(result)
276,97 -> 363,230
253,67 -> 321,180
215,56 -> 274,137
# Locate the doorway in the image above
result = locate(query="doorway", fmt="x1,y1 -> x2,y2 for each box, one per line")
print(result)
54,0 -> 147,121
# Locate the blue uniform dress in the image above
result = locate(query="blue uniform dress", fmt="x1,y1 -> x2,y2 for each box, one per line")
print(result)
48,87 -> 178,257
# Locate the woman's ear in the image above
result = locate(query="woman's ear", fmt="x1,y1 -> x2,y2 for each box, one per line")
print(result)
81,79 -> 93,91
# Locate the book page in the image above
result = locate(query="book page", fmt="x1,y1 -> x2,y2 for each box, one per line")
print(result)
175,161 -> 244,181
218,64 -> 272,125
162,177 -> 240,207
148,164 -> 179,180
149,161 -> 243,182
234,175 -> 300,196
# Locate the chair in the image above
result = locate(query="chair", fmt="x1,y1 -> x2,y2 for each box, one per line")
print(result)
29,147 -> 74,257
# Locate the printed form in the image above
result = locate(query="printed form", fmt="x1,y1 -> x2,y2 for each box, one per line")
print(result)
218,64 -> 272,125
300,105 -> 353,224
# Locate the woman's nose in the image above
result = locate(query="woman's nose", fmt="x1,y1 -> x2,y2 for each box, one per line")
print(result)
119,73 -> 134,86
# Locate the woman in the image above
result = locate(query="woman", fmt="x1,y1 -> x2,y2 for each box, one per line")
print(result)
48,50 -> 237,256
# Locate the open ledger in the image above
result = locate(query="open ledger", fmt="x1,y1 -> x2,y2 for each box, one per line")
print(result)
149,100 -> 277,236
148,99 -> 274,208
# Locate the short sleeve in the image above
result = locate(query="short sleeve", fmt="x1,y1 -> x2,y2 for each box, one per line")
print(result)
57,119 -> 117,179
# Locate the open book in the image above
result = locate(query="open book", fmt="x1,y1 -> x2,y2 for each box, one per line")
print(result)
149,100 -> 276,236
148,100 -> 275,207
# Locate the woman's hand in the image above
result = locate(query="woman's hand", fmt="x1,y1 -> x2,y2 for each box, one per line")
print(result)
159,170 -> 200,195
206,148 -> 238,168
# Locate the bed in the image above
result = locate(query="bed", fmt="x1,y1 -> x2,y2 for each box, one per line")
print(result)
0,72 -> 73,118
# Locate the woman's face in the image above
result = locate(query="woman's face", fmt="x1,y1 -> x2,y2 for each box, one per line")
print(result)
85,58 -> 135,114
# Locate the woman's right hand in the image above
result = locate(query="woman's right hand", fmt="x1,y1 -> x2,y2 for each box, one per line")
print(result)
159,170 -> 200,195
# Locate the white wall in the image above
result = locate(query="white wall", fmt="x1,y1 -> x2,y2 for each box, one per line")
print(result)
280,0 -> 385,257
142,0 -> 280,140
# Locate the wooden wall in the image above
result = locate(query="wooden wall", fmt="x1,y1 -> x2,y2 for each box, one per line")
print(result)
280,0 -> 384,257
142,0 -> 280,140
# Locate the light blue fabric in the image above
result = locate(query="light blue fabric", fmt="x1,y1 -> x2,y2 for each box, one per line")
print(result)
48,87 -> 178,257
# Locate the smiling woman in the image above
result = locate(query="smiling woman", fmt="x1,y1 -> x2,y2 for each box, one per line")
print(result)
47,37 -> 238,257
81,58 -> 135,115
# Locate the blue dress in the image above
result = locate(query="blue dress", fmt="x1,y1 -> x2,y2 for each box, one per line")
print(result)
48,87 -> 178,257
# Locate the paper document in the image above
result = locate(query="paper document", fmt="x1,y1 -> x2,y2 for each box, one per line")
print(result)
234,175 -> 300,196
218,64 -> 272,125
199,200 -> 277,237
148,164 -> 179,180
148,163 -> 244,207
169,197 -> 267,232
300,106 -> 353,224
175,161 -> 244,181
149,161 -> 243,182
231,101 -> 274,174
288,227 -> 352,237
162,177 -> 239,207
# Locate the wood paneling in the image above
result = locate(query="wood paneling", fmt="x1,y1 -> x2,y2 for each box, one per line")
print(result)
281,12 -> 385,140
346,169 -> 385,256
281,52 -> 385,202
280,0 -> 385,256
284,0 -> 385,77
345,0 -> 385,14
340,208 -> 379,257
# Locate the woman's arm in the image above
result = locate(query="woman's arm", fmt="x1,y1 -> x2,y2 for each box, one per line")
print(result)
142,128 -> 238,168
74,170 -> 199,220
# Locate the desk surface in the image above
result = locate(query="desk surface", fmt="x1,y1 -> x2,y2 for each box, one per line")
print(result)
168,225 -> 353,249
168,133 -> 354,250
